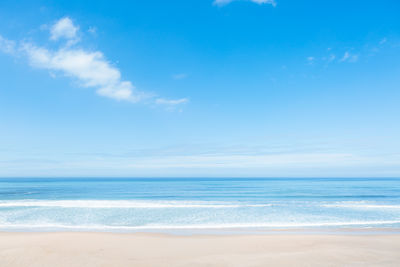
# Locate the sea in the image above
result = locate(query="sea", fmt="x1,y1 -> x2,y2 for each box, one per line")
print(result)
0,178 -> 400,232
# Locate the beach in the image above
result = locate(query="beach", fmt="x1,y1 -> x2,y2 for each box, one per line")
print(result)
1,178 -> 400,266
1,232 -> 400,267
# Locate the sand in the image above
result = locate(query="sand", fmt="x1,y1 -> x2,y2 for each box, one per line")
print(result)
0,232 -> 400,266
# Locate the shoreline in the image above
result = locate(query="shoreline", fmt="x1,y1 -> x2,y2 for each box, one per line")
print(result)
1,231 -> 400,266
2,227 -> 400,235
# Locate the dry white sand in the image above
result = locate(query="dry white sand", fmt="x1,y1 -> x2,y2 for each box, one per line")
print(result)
0,232 -> 400,266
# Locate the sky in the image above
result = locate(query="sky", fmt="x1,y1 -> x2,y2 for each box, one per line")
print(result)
0,0 -> 399,177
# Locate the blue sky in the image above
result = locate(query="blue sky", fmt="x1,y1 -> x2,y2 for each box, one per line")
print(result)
0,0 -> 400,177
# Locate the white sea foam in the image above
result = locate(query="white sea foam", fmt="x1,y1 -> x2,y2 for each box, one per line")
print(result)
0,200 -> 273,209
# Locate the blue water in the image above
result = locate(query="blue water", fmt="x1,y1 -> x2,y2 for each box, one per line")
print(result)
1,178 -> 400,232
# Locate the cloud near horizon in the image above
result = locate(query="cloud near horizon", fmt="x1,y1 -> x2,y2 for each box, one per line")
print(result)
3,146 -> 399,177
213,0 -> 276,6
0,17 -> 188,107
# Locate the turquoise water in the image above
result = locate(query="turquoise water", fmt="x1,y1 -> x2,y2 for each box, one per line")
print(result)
1,178 -> 400,231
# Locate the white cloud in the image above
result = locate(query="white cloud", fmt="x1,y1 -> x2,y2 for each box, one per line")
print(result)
21,43 -> 150,102
0,17 -> 187,107
213,0 -> 276,6
50,17 -> 79,43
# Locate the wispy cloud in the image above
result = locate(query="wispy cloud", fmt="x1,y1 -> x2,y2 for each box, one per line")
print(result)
3,142 -> 400,177
155,98 -> 189,112
0,17 -> 187,108
3,148 -> 398,177
307,49 -> 359,66
88,26 -> 97,35
172,73 -> 188,80
327,54 -> 336,62
213,0 -> 276,7
379,38 -> 387,45
155,98 -> 188,105
308,37 -> 396,67
0,35 -> 16,54
306,56 -> 315,65
339,51 -> 358,63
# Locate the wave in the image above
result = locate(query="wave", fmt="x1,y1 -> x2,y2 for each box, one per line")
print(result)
0,200 -> 273,209
1,220 -> 400,231
322,202 -> 400,209
2,200 -> 400,210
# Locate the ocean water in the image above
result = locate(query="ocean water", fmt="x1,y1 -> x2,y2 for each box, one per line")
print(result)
0,178 -> 400,232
